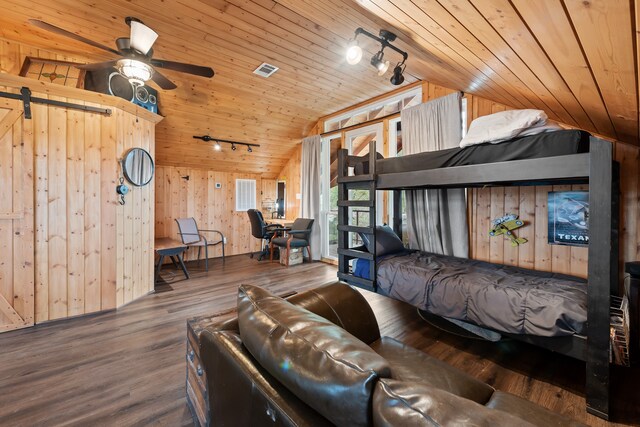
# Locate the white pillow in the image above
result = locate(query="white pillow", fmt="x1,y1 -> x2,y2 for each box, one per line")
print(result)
518,121 -> 563,136
460,109 -> 550,148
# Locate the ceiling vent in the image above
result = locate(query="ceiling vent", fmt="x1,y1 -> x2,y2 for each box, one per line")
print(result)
253,62 -> 279,78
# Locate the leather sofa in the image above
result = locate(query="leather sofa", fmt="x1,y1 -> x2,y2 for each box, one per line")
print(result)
199,282 -> 585,426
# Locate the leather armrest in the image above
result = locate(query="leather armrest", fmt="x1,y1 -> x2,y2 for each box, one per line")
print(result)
202,282 -> 381,344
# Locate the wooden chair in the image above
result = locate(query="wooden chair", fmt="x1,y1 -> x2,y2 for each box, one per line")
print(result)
269,218 -> 314,266
175,218 -> 225,271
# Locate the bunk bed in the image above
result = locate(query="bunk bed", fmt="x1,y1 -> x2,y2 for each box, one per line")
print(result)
336,129 -> 620,420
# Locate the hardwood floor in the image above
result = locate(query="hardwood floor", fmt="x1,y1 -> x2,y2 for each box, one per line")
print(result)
0,255 -> 638,426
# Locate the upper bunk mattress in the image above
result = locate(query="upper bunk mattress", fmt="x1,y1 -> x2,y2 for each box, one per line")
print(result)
376,251 -> 587,337
377,129 -> 590,174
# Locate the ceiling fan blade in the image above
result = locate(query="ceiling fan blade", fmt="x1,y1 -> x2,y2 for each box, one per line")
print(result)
29,19 -> 121,56
76,60 -> 120,71
150,59 -> 214,78
129,20 -> 158,55
151,69 -> 178,90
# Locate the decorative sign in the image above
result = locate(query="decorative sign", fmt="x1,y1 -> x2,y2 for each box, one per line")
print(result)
547,191 -> 589,246
19,57 -> 86,88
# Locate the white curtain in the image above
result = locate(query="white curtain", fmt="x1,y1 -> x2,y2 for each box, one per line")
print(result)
300,135 -> 322,260
402,92 -> 469,257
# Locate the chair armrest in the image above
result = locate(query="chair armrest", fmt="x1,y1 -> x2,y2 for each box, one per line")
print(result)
288,229 -> 311,237
200,229 -> 225,239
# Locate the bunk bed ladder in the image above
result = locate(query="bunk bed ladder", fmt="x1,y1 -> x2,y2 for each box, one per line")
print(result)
336,142 -> 377,292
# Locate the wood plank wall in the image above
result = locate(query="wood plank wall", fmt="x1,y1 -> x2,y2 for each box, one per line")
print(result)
0,40 -> 158,324
277,144 -> 302,220
465,96 -> 640,279
0,98 -> 34,332
155,166 -> 274,259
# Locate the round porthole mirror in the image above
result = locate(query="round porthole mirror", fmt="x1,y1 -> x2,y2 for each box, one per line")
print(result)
122,148 -> 155,187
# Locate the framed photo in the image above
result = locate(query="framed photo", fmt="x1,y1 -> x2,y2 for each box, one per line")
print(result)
19,57 -> 86,88
547,191 -> 589,246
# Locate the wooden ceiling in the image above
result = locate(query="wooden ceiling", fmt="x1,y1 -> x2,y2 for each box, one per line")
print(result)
0,0 -> 638,178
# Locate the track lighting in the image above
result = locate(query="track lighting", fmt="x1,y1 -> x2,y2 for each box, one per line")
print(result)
390,62 -> 406,85
370,51 -> 390,76
192,135 -> 260,152
346,28 -> 408,85
346,39 -> 363,65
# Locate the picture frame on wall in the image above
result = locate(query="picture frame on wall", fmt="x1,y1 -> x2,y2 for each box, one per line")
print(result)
19,57 -> 87,88
547,190 -> 589,246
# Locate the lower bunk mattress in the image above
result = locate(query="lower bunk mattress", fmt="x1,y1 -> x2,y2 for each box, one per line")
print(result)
354,251 -> 587,337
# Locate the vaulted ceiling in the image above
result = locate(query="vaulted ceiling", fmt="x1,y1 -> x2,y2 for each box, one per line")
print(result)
0,0 -> 637,178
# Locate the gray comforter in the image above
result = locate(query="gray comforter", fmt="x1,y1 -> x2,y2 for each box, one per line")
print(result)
377,251 -> 587,337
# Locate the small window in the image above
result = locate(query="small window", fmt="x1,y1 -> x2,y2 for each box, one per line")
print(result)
235,179 -> 256,211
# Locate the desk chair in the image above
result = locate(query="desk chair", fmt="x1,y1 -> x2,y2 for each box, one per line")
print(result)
247,209 -> 279,261
175,218 -> 225,272
269,218 -> 314,266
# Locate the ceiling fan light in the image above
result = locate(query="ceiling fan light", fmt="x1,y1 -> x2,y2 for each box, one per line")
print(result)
129,20 -> 158,55
346,40 -> 363,65
117,58 -> 153,86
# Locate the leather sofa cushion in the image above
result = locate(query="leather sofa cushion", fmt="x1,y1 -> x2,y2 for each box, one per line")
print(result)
237,285 -> 392,427
371,337 -> 494,404
372,379 -> 537,427
486,391 -> 587,427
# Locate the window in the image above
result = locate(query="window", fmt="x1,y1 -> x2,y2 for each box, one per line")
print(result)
323,87 -> 422,133
235,179 -> 256,211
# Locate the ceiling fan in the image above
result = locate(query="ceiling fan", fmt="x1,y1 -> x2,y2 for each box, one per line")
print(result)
29,17 -> 214,90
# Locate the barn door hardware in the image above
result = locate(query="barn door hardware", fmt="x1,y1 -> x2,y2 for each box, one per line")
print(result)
0,87 -> 112,119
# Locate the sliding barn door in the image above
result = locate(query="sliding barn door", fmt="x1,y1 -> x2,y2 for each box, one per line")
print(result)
0,98 -> 34,332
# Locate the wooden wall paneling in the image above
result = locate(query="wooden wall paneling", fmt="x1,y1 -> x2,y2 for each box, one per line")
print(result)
83,107 -> 101,313
154,167 -> 165,240
615,142 -> 640,278
517,186 -> 535,270
100,109 -> 117,311
17,106 -> 34,326
0,73 -> 158,329
123,112 -> 134,305
0,103 -> 14,326
0,97 -> 34,331
475,188 -> 491,262
534,186 -> 553,273
66,105 -> 85,316
489,188 -> 505,264
33,95 -> 49,322
48,95 -> 68,320
115,109 -> 125,308
154,166 -> 267,261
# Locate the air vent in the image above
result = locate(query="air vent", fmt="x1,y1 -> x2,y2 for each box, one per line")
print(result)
253,62 -> 279,78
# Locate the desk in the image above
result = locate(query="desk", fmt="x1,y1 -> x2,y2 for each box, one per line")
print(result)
154,238 -> 189,283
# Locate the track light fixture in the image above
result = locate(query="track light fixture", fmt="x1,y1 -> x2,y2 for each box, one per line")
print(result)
346,28 -> 408,85
193,135 -> 260,152
390,61 -> 406,85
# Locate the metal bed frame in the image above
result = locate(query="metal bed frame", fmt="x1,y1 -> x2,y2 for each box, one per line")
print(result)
336,136 -> 619,419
